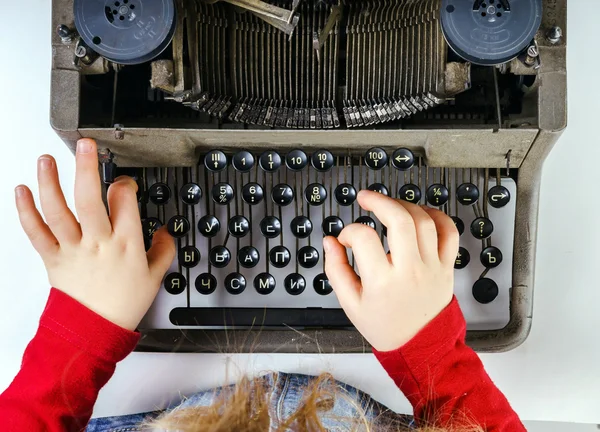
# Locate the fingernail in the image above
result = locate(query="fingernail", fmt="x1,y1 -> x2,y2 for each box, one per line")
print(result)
38,156 -> 53,171
15,186 -> 25,198
77,140 -> 92,154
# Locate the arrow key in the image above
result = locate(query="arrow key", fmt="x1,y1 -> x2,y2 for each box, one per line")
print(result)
392,148 -> 415,170
488,185 -> 510,208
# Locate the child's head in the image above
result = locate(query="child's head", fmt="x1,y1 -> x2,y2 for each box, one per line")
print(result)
144,373 -> 483,432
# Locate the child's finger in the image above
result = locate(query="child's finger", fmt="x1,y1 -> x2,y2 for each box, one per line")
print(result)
422,207 -> 460,266
15,185 -> 59,259
324,236 -> 361,311
337,223 -> 390,286
356,191 -> 419,264
37,155 -> 82,245
147,226 -> 176,281
107,176 -> 143,243
74,139 -> 112,239
394,201 -> 439,264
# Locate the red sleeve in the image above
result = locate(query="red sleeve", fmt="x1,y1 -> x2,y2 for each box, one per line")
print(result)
0,288 -> 139,432
373,297 -> 525,431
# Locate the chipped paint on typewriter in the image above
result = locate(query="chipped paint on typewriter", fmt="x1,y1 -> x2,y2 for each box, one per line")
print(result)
50,0 -> 567,353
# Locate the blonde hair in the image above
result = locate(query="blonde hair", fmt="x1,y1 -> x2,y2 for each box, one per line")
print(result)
143,373 -> 483,432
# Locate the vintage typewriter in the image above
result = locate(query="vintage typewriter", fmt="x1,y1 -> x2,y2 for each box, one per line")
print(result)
50,0 -> 567,353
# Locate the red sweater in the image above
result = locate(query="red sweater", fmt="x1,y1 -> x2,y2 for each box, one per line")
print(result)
0,289 -> 524,431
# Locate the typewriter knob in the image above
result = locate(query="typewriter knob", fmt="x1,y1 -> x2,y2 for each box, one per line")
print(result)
254,273 -> 276,295
212,183 -> 234,205
451,216 -> 465,236
167,216 -> 190,238
426,184 -> 450,206
209,246 -> 231,268
269,245 -> 291,268
232,150 -> 255,172
368,183 -> 389,196
334,183 -> 357,206
259,150 -> 282,172
180,183 -> 202,206
457,183 -> 479,206
195,273 -> 217,295
311,150 -> 334,172
399,184 -> 421,203
313,273 -> 333,296
198,215 -> 220,238
355,216 -> 376,230
285,273 -> 306,295
291,216 -> 313,238
298,246 -> 319,268
242,183 -> 264,205
286,149 -> 309,171
454,247 -> 470,269
470,217 -> 494,240
205,150 -> 227,172
149,183 -> 171,205
238,246 -> 260,269
272,184 -> 295,206
228,216 -> 250,238
164,273 -> 186,295
481,246 -> 503,269
178,246 -> 201,268
322,216 -> 344,238
260,216 -> 282,238
305,183 -> 327,206
488,185 -> 511,208
225,273 -> 246,295
472,278 -> 499,304
392,148 -> 415,170
365,147 -> 389,170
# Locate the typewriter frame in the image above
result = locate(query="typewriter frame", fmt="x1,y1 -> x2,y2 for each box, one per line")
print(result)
49,0 -> 567,353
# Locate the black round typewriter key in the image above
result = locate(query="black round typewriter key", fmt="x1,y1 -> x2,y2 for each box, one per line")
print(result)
313,273 -> 333,296
179,246 -> 201,268
472,278 -> 499,304
368,183 -> 389,196
399,184 -> 421,203
167,216 -> 190,238
142,217 -> 162,239
269,245 -> 291,268
488,185 -> 511,208
149,182 -> 171,205
392,148 -> 415,170
470,217 -> 494,239
198,215 -> 220,237
298,246 -> 320,268
212,183 -> 234,205
272,184 -> 294,206
481,246 -> 503,269
228,216 -> 250,238
355,216 -> 376,230
305,183 -> 327,206
238,246 -> 260,269
311,149 -> 335,172
451,216 -> 465,236
259,150 -> 282,172
205,150 -> 227,172
195,273 -> 217,295
323,216 -> 344,237
335,183 -> 357,206
426,184 -> 450,206
232,150 -> 255,172
285,273 -> 306,295
291,216 -> 313,238
242,183 -> 264,205
286,149 -> 309,171
225,272 -> 246,295
164,273 -> 186,295
260,216 -> 281,238
457,183 -> 479,206
254,273 -> 276,295
209,246 -> 231,268
180,183 -> 202,206
365,147 -> 389,170
454,247 -> 470,269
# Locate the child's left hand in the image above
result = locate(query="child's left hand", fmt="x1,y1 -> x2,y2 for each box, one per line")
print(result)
14,138 -> 175,331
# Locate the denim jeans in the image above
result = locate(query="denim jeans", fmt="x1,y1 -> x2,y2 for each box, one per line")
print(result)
86,372 -> 413,431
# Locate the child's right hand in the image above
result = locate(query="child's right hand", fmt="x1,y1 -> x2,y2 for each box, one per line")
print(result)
324,191 -> 459,352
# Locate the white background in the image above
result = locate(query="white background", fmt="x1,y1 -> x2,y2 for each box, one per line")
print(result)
0,0 -> 599,428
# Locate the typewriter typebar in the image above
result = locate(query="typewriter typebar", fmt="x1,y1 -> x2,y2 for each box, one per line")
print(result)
50,0 -> 567,352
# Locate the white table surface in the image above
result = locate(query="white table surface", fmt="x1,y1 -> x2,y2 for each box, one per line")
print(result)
1,0 -> 599,424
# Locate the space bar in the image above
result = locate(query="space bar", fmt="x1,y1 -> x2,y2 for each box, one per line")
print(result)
169,307 -> 353,328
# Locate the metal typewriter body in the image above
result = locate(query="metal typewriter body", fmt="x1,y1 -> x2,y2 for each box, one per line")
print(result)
50,0 -> 567,353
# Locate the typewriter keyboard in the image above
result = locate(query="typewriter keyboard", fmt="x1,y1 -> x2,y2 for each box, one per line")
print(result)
136,148 -> 516,332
